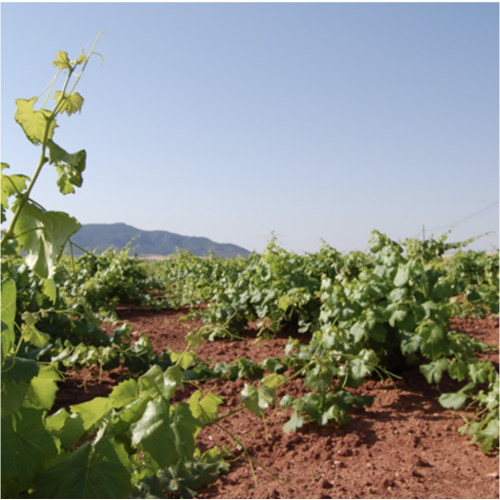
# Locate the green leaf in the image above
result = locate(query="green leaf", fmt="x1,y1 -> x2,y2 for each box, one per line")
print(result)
350,320 -> 368,342
47,139 -> 86,194
2,357 -> 39,417
14,97 -> 57,145
139,364 -> 164,394
158,458 -> 226,498
34,437 -> 132,499
350,349 -> 378,381
1,166 -> 29,222
2,380 -> 30,418
51,50 -> 71,70
25,365 -> 61,410
388,306 -> 407,327
16,203 -> 81,278
170,351 -> 194,370
400,333 -> 422,355
349,358 -> 369,381
1,280 -> 17,365
448,358 -> 469,382
2,408 -> 58,496
421,300 -> 438,320
469,363 -> 488,384
170,403 -> 203,460
21,311 -> 50,348
280,394 -> 294,409
439,392 -> 468,410
389,287 -> 407,302
188,391 -> 223,425
369,232 -> 385,253
45,408 -> 70,433
75,51 -> 88,65
53,91 -> 84,116
131,396 -> 179,468
262,372 -> 284,388
368,323 -> 387,342
305,364 -> 332,394
397,312 -> 416,332
185,330 -> 205,349
107,394 -> 151,439
428,324 -> 445,344
1,356 -> 39,383
42,278 -> 57,304
420,358 -> 449,384
472,418 -> 499,453
70,397 -> 113,431
432,278 -> 454,299
283,410 -> 304,433
241,383 -> 276,417
109,379 -> 139,408
420,338 -> 450,360
278,295 -> 292,311
394,263 -> 410,287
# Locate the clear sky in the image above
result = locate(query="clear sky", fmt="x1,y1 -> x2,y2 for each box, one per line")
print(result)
2,3 -> 498,254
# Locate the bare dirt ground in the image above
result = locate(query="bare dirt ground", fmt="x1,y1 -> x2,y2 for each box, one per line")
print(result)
54,308 -> 500,499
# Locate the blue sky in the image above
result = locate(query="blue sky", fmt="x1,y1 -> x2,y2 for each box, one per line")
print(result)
2,3 -> 498,254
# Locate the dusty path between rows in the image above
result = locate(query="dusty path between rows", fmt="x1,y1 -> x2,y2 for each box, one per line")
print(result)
55,308 -> 499,499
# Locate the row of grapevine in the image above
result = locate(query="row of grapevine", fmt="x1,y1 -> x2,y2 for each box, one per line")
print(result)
1,36 -> 498,499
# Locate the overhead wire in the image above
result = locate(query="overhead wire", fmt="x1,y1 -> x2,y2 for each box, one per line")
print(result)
426,200 -> 499,232
409,200 -> 499,240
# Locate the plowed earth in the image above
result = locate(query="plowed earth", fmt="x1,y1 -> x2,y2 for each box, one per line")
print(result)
53,307 -> 500,499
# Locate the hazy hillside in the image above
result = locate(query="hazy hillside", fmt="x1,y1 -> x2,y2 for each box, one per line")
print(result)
70,223 -> 251,258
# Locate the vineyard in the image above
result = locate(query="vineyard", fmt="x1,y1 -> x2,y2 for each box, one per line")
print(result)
1,36 -> 499,499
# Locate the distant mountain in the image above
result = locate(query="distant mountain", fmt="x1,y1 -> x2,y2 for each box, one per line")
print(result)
70,223 -> 251,259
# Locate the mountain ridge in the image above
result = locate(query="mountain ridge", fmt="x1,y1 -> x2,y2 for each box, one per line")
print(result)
70,223 -> 251,258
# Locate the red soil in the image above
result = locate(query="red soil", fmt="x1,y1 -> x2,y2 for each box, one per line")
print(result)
53,308 -> 500,499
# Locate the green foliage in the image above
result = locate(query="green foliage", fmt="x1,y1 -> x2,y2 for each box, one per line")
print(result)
2,34 -> 498,500
57,244 -> 157,321
34,437 -> 132,499
151,229 -> 498,454
1,37 -> 229,499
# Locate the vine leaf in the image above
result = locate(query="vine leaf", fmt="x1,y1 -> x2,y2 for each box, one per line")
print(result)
131,396 -> 179,468
241,383 -> 276,417
170,402 -> 204,460
1,164 -> 30,223
70,397 -> 113,431
1,279 -> 17,365
51,51 -> 72,70
394,263 -> 410,287
33,436 -> 132,499
2,380 -> 31,418
57,414 -> 86,450
1,357 -> 39,417
305,364 -> 332,394
188,391 -> 223,424
25,365 -> 62,410
14,97 -> 57,145
439,392 -> 468,410
42,278 -> 57,304
21,312 -> 50,348
15,202 -> 81,279
107,394 -> 150,438
53,91 -> 84,116
158,459 -> 223,499
140,364 -> 184,400
47,139 -> 86,194
2,356 -> 40,384
419,358 -> 449,384
283,410 -> 304,433
2,408 -> 58,497
109,379 -> 139,408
